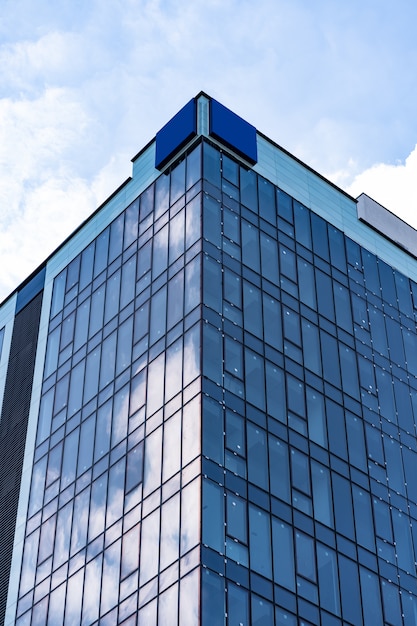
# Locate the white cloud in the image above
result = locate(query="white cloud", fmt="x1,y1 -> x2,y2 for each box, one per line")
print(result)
341,145 -> 417,229
1,0 -> 417,302
0,65 -> 134,301
0,88 -> 94,300
0,32 -> 81,91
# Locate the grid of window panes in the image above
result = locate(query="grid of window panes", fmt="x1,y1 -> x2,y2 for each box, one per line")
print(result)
15,145 -> 203,625
200,141 -> 417,626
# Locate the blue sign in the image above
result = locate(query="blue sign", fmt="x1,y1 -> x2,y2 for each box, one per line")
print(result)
209,99 -> 257,164
155,99 -> 197,169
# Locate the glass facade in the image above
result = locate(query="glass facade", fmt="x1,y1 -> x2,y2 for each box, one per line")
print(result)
198,142 -> 417,625
14,145 -> 202,626
3,96 -> 417,625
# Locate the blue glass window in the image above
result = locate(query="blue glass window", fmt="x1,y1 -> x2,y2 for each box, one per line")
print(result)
268,436 -> 290,502
360,568 -> 383,623
247,423 -> 268,490
227,582 -> 249,626
311,462 -> 333,527
249,505 -> 272,578
317,544 -> 340,616
338,555 -> 362,624
272,517 -> 295,590
203,479 -> 224,553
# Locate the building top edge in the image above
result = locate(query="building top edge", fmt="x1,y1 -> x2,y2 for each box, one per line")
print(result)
357,193 -> 417,259
2,93 -> 417,314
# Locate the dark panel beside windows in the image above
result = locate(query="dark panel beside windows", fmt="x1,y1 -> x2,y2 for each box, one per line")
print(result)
0,291 -> 43,625
15,266 -> 46,314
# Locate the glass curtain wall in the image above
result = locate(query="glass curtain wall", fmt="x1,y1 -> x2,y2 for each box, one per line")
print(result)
200,141 -> 417,626
15,144 -> 203,626
13,135 -> 417,626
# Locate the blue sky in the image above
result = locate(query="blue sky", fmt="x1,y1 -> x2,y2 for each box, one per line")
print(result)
1,0 -> 417,300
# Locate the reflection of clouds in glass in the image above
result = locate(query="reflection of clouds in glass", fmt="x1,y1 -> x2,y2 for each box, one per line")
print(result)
162,412 -> 181,483
159,561 -> 179,595
158,582 -> 178,626
101,540 -> 121,615
64,567 -> 83,624
38,514 -> 56,563
118,591 -> 137,622
95,400 -> 112,461
165,339 -> 183,402
88,474 -> 107,542
139,508 -> 160,586
53,502 -> 72,569
28,456 -> 47,516
138,597 -> 157,624
46,443 -> 63,487
111,385 -> 129,447
183,326 -> 199,387
32,595 -> 48,624
70,487 -> 89,556
20,528 -> 39,595
181,478 -> 200,555
169,210 -> 184,261
129,367 -> 146,416
155,176 -> 169,220
106,460 -> 125,528
185,257 -> 200,314
146,354 -> 164,416
121,524 -> 140,579
126,442 -> 144,494
186,195 -> 201,247
143,426 -> 162,497
181,545 -> 200,578
160,493 -> 180,571
37,388 -> 54,445
47,582 -> 65,625
152,225 -> 168,277
81,554 -> 102,624
179,568 -> 199,626
182,396 -> 201,467
124,200 -> 139,247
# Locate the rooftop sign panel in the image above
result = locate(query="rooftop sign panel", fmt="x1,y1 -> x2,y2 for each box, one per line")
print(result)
154,94 -> 258,171
209,98 -> 258,164
155,98 -> 197,170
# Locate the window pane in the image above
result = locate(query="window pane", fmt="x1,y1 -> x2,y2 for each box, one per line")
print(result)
126,442 -> 144,492
352,485 -> 375,551
245,350 -> 265,410
260,232 -> 279,283
317,544 -> 340,615
265,362 -> 286,423
227,582 -> 249,626
201,569 -> 224,626
152,225 -> 168,277
247,423 -> 268,489
249,505 -> 272,577
272,517 -> 295,590
167,270 -> 184,329
268,436 -> 290,502
296,531 -> 316,581
311,462 -> 333,527
169,209 -> 185,262
360,567 -> 383,624
202,479 -> 224,553
226,493 -> 247,543
241,220 -> 260,272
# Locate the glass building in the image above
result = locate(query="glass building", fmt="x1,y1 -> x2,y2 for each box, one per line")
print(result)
2,92 -> 417,625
